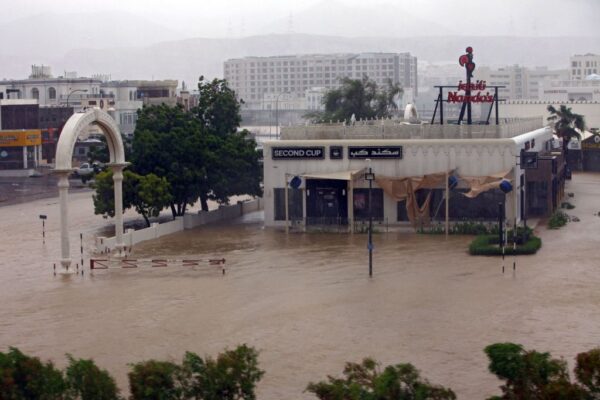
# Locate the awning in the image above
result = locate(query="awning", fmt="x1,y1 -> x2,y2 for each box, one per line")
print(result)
301,169 -> 365,181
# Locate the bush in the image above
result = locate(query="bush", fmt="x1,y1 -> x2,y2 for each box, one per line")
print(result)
128,360 -> 184,400
418,221 -> 499,235
306,358 -> 456,399
65,355 -> 121,400
548,211 -> 569,229
469,234 -> 542,255
0,347 -> 67,399
561,201 -> 575,210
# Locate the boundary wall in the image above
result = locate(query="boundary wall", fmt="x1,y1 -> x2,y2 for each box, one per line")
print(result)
95,198 -> 263,253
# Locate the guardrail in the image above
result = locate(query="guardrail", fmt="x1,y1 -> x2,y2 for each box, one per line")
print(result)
90,258 -> 226,274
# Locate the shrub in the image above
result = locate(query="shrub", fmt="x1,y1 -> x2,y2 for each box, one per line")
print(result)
306,358 -> 456,399
128,360 -> 184,400
469,234 -> 541,255
548,211 -> 569,229
65,355 -> 120,400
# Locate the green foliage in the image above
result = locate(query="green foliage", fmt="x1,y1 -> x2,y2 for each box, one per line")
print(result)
548,211 -> 569,229
306,357 -> 456,400
128,360 -> 184,400
181,344 -> 264,400
92,170 -> 172,226
419,221 -> 499,235
469,234 -> 541,256
195,76 -> 242,137
575,348 -> 600,396
484,343 -> 588,399
65,355 -> 120,400
547,105 -> 586,151
0,347 -> 67,399
308,76 -> 403,123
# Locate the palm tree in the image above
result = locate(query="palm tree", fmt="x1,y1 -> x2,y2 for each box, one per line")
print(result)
547,105 -> 586,152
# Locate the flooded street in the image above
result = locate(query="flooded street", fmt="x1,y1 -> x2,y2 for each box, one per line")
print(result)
1,173 -> 600,399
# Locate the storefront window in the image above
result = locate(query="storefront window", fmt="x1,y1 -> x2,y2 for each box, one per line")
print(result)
353,189 -> 383,220
274,188 -> 303,221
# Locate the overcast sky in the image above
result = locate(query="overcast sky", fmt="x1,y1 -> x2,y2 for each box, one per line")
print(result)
3,0 -> 600,38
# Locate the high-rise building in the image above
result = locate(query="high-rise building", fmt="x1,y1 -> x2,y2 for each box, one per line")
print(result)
570,54 -> 600,80
223,53 -> 418,110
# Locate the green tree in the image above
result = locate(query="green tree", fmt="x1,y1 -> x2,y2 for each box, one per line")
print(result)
306,357 -> 456,400
87,134 -> 133,166
181,344 -> 264,400
128,360 -> 184,400
132,104 -> 206,217
574,348 -> 600,396
195,76 -> 242,137
484,342 -> 585,399
308,76 -> 403,123
92,170 -> 172,227
64,355 -> 121,400
0,347 -> 67,399
547,105 -> 586,153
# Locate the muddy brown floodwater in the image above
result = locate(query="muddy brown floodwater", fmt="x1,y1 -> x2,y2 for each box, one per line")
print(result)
1,174 -> 600,399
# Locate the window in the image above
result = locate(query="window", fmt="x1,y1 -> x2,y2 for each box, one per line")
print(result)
353,189 -> 384,220
274,188 -> 303,220
48,87 -> 56,99
31,87 -> 39,99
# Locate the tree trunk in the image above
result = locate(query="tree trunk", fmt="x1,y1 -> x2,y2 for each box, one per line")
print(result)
170,203 -> 177,219
200,193 -> 209,212
142,212 -> 150,228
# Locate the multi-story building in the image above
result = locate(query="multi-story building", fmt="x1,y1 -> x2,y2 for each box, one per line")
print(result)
476,65 -> 568,100
570,54 -> 600,80
224,53 -> 418,110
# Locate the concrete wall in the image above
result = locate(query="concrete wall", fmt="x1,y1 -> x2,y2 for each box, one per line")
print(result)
95,198 -> 263,252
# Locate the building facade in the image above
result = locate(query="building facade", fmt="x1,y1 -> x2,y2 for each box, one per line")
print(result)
263,118 -> 558,231
224,53 -> 418,110
570,54 -> 600,80
476,65 -> 568,100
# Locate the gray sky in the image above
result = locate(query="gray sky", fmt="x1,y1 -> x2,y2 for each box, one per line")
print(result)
3,0 -> 600,37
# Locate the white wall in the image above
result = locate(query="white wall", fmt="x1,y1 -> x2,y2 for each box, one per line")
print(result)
501,101 -> 600,130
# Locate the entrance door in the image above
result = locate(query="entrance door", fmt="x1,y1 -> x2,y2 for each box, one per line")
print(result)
306,179 -> 348,225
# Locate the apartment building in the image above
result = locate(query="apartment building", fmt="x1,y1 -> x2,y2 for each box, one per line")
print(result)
570,54 -> 600,80
224,53 -> 418,110
476,65 -> 568,100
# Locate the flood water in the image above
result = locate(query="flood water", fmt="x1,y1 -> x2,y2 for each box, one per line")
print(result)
1,174 -> 600,399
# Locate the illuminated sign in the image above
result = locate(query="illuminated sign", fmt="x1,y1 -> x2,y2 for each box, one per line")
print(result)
447,80 -> 494,103
348,146 -> 403,159
272,147 -> 325,159
0,130 -> 42,147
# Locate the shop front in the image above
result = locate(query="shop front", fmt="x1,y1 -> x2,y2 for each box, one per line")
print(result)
0,130 -> 42,175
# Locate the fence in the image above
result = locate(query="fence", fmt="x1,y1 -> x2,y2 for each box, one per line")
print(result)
95,198 -> 263,253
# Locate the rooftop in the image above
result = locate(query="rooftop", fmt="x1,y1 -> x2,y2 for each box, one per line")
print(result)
281,117 -> 544,141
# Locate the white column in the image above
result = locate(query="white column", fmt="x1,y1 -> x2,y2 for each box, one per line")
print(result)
110,164 -> 126,255
57,171 -> 72,272
23,146 -> 27,169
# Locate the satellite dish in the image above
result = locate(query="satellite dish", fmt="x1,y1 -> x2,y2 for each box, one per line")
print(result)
499,179 -> 513,194
289,176 -> 302,189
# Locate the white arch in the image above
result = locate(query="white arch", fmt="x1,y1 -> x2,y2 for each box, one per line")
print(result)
54,108 -> 128,273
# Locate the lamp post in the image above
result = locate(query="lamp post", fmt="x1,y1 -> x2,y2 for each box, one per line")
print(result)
364,159 -> 375,277
275,91 -> 289,138
66,89 -> 88,109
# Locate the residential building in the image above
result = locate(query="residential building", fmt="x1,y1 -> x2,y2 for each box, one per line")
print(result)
476,65 -> 568,100
224,53 -> 418,110
570,54 -> 600,80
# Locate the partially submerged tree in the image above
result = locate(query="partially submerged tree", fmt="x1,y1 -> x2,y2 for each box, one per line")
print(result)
65,355 -> 121,400
306,357 -> 456,400
307,76 -> 403,123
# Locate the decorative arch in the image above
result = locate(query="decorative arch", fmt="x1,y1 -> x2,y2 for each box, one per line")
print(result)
54,108 -> 128,273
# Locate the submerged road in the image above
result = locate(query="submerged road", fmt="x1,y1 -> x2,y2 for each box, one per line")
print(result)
1,173 -> 599,399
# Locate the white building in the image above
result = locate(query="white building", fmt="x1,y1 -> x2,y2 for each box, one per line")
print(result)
263,118 -> 559,230
539,77 -> 600,103
224,53 -> 418,110
477,65 -> 568,100
570,54 -> 600,80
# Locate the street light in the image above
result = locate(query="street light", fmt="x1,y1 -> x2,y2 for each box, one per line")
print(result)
275,91 -> 289,138
66,89 -> 88,109
364,159 -> 375,277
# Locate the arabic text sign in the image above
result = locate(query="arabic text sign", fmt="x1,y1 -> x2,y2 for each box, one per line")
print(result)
272,147 -> 325,160
348,146 -> 403,159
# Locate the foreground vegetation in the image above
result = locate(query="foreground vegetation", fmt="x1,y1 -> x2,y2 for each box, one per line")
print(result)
3,343 -> 600,399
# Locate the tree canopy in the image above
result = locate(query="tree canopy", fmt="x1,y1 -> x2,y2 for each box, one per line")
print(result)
308,76 -> 403,123
547,105 -> 586,150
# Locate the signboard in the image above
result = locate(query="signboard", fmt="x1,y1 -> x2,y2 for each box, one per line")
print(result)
0,130 -> 42,147
329,146 -> 343,159
272,146 -> 324,160
447,80 -> 494,103
348,146 -> 402,159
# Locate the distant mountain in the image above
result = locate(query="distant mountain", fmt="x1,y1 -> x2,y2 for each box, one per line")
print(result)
56,34 -> 600,86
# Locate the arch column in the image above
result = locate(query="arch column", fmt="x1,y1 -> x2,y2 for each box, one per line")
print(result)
109,163 -> 128,256
55,170 -> 74,273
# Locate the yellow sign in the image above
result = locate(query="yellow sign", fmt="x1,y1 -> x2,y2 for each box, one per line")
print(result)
0,130 -> 42,147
